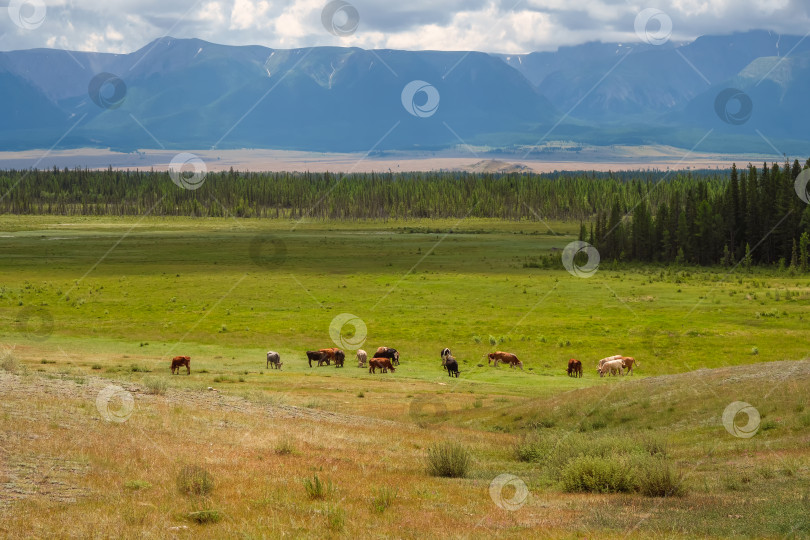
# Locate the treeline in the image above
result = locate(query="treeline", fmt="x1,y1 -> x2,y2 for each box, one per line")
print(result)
0,161 -> 809,268
0,167 -> 726,221
588,160 -> 810,268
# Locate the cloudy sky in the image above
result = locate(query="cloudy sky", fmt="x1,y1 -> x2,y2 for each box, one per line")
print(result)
1,0 -> 808,54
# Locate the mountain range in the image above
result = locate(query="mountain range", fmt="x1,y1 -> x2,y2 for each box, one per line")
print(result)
1,30 -> 808,155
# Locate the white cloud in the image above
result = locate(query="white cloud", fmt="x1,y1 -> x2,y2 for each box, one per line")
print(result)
0,0 -> 808,53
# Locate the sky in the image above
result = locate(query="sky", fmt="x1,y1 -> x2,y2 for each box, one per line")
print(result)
0,0 -> 808,54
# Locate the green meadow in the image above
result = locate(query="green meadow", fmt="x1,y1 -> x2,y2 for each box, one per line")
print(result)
1,214 -> 809,538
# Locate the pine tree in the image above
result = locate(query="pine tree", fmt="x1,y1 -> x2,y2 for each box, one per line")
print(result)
800,232 -> 810,272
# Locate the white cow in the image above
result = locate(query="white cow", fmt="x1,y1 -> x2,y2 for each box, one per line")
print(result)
356,349 -> 368,368
598,355 -> 623,369
599,359 -> 624,377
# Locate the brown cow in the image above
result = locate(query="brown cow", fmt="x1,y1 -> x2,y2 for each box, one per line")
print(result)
489,351 -> 522,370
368,357 -> 396,374
333,349 -> 345,368
567,358 -> 582,378
171,356 -> 190,375
621,356 -> 638,375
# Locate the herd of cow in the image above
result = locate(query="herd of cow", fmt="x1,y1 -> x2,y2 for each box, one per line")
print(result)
169,350 -> 639,378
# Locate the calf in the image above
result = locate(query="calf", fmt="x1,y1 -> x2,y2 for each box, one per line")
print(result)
567,358 -> 582,378
306,350 -> 329,367
356,349 -> 368,368
598,355 -> 623,370
171,356 -> 191,375
368,357 -> 396,374
440,348 -> 452,362
266,351 -> 282,370
333,349 -> 345,368
599,358 -> 624,377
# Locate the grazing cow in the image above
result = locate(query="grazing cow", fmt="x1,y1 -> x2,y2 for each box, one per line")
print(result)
368,357 -> 396,374
374,347 -> 400,366
171,356 -> 191,375
443,355 -> 460,378
306,350 -> 330,367
266,351 -> 282,370
440,348 -> 452,362
598,355 -> 623,369
333,349 -> 345,368
356,349 -> 368,368
318,348 -> 340,364
567,358 -> 582,378
488,351 -> 519,367
599,359 -> 624,377
621,356 -> 638,375
489,351 -> 523,370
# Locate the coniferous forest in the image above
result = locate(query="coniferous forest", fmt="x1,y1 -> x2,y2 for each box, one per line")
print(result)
1,159 -> 809,269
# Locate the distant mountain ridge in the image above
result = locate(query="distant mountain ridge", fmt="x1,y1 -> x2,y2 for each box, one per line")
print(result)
0,31 -> 808,154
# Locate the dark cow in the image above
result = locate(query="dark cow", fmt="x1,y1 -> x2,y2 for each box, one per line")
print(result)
369,357 -> 396,374
567,358 -> 582,378
266,351 -> 282,370
307,350 -> 330,367
443,355 -> 460,378
333,349 -> 345,368
171,356 -> 190,375
374,347 -> 400,366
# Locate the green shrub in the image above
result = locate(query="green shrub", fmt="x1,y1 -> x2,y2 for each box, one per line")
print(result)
561,456 -> 637,493
514,434 -> 551,463
636,458 -> 685,497
371,486 -> 398,513
426,442 -> 472,478
91,363 -> 102,370
303,475 -> 334,500
177,465 -> 214,496
130,364 -> 150,373
143,376 -> 168,395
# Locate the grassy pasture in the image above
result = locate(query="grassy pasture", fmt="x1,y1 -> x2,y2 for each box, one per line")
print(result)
1,215 -> 809,538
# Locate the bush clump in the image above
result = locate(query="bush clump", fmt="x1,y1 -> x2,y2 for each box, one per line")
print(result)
426,442 -> 472,478
561,455 -> 637,493
177,465 -> 214,496
143,376 -> 168,395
